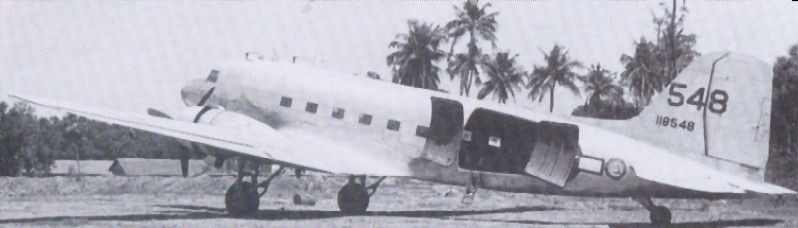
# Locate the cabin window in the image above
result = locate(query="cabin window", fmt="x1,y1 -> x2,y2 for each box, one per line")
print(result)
280,96 -> 292,107
359,114 -> 372,125
488,136 -> 502,148
332,108 -> 345,119
416,125 -> 429,137
305,102 -> 318,113
206,70 -> 219,82
387,119 -> 401,131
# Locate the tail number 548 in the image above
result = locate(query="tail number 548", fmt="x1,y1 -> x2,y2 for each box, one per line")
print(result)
666,83 -> 728,114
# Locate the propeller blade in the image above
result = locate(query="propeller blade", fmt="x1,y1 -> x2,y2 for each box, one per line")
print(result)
179,147 -> 190,177
147,108 -> 172,119
214,155 -> 227,169
197,87 -> 216,106
193,106 -> 214,123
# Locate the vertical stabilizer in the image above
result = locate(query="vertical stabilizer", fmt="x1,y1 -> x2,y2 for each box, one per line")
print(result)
619,52 -> 772,181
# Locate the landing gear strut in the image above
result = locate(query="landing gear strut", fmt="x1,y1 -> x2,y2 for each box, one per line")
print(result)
632,195 -> 671,225
462,173 -> 480,205
224,161 -> 284,216
337,176 -> 385,214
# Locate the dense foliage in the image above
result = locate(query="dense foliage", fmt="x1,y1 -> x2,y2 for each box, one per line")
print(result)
767,45 -> 798,188
387,20 -> 447,90
0,103 -> 180,176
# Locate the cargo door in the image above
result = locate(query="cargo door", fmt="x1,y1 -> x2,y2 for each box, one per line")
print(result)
524,122 -> 580,187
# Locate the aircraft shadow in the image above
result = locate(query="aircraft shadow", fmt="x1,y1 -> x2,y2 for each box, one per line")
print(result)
0,205 -> 557,224
456,218 -> 784,227
0,204 -> 783,227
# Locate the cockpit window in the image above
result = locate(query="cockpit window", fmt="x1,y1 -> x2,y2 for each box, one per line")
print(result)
206,70 -> 219,82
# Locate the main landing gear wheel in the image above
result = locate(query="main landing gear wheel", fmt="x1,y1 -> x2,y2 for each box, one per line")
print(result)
632,195 -> 672,225
337,176 -> 385,214
650,205 -> 672,225
337,181 -> 370,214
225,181 -> 260,216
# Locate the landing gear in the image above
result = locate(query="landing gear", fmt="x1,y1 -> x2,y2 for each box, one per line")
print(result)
632,195 -> 671,225
224,160 -> 284,216
337,176 -> 385,214
650,205 -> 672,225
462,173 -> 480,205
225,181 -> 259,216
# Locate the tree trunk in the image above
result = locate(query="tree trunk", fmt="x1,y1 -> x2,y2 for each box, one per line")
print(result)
466,31 -> 478,97
549,83 -> 556,113
669,0 -> 678,80
642,75 -> 648,106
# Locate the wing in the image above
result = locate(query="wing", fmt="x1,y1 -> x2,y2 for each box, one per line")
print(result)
9,94 -> 411,176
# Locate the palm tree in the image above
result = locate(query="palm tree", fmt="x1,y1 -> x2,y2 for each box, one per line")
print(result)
445,0 -> 498,96
620,37 -> 662,106
620,0 -> 699,107
654,0 -> 699,83
477,52 -> 526,104
528,45 -> 582,113
580,63 -> 624,107
387,20 -> 447,90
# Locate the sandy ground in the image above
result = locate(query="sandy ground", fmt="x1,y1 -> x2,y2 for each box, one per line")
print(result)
0,176 -> 796,227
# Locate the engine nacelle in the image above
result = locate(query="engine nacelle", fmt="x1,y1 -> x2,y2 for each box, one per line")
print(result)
179,106 -> 263,129
177,106 -> 268,164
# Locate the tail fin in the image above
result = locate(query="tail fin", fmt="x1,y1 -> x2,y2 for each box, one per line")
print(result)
630,52 -> 773,181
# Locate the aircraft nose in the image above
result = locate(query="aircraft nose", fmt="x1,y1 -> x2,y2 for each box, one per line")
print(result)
181,79 -> 206,106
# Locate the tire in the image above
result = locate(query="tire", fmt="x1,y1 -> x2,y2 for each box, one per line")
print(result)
225,181 -> 260,216
650,205 -> 672,225
337,182 -> 369,214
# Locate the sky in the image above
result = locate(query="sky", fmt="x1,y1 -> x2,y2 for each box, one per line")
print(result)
1,1 -> 797,116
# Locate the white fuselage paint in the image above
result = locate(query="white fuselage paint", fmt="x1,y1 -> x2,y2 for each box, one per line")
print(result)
182,60 -> 739,198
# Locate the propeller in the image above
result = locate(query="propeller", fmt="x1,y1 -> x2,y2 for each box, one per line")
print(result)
179,145 -> 190,177
147,107 -> 192,177
144,80 -> 217,178
197,87 -> 215,106
147,108 -> 172,119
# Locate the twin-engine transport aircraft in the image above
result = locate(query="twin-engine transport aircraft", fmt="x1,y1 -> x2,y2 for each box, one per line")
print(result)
11,52 -> 795,225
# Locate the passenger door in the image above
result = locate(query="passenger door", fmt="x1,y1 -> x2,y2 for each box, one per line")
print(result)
420,97 -> 463,166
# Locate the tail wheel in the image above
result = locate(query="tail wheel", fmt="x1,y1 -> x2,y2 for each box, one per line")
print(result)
650,205 -> 672,225
337,182 -> 369,214
225,181 -> 260,216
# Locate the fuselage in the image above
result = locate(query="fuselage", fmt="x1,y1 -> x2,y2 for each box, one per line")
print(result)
180,60 -> 737,199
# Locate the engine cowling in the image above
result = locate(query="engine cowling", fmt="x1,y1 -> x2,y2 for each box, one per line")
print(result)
180,106 -> 224,124
179,106 -> 265,129
180,106 -> 265,145
177,106 -> 269,169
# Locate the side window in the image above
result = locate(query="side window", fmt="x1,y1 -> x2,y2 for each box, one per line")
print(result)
280,96 -> 292,107
387,119 -> 401,131
305,102 -> 318,113
359,114 -> 372,125
416,125 -> 429,137
488,135 -> 502,148
332,108 -> 345,119
206,70 -> 219,82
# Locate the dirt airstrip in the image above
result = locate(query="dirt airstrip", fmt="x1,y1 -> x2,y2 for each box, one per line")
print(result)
0,176 -> 796,227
